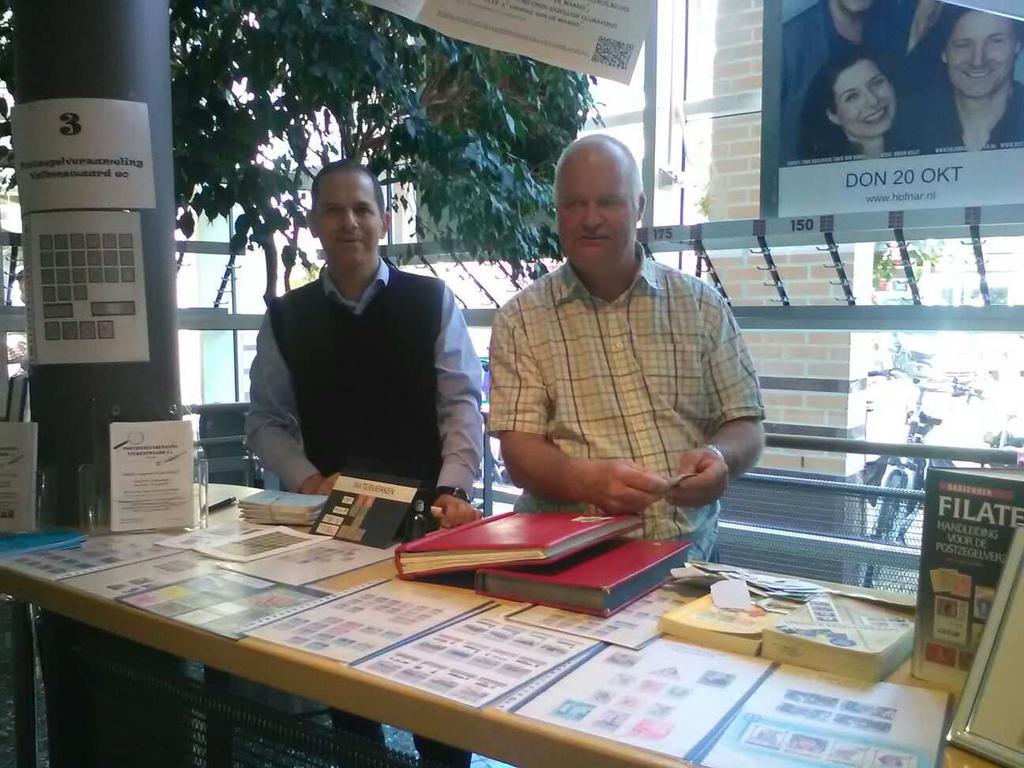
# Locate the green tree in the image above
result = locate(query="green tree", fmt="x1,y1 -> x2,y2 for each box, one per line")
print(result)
872,240 -> 945,290
0,1 -> 594,300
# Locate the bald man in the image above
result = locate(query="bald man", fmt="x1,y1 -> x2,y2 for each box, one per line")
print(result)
487,135 -> 765,559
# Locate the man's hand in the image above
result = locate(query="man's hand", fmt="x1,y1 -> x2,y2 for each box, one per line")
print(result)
298,472 -> 339,496
664,447 -> 728,508
575,459 -> 668,516
431,494 -> 482,528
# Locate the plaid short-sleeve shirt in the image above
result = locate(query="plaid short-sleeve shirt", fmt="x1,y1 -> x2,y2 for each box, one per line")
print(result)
488,257 -> 764,557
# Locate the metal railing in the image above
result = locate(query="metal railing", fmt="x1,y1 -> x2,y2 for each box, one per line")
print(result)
767,433 -> 1019,467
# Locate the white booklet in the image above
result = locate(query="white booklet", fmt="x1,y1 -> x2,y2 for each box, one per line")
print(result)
507,587 -> 688,650
65,551 -> 222,599
697,665 -> 949,768
193,525 -> 321,563
219,538 -> 394,586
119,570 -> 339,639
0,532 -> 169,580
354,606 -> 602,708
250,578 -> 493,664
514,637 -> 772,758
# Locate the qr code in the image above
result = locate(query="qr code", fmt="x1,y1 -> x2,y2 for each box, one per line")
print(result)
592,35 -> 634,70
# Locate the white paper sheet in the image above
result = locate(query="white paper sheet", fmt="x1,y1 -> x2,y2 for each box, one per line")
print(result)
699,665 -> 949,768
11,98 -> 156,213
515,637 -> 772,759
118,570 -> 339,639
219,539 -> 395,585
25,211 -> 152,365
250,578 -> 493,663
712,578 -> 753,611
0,422 -> 37,533
360,0 -> 653,84
65,551 -> 222,598
0,532 -> 169,580
110,421 -> 194,531
355,607 -> 601,708
193,525 -> 321,562
507,587 -> 688,650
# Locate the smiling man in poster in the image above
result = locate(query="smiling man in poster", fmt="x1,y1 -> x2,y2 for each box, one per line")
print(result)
912,8 -> 1024,152
769,0 -> 1024,217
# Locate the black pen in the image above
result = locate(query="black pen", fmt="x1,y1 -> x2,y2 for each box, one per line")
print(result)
209,496 -> 237,512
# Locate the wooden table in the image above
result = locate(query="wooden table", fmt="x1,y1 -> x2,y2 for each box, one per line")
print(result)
0,488 -> 995,768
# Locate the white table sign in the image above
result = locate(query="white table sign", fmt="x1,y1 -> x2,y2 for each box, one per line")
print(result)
110,421 -> 194,532
12,98 -> 156,213
0,423 -> 38,533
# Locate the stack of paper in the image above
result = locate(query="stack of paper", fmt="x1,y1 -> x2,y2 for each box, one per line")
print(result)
671,562 -> 828,602
762,595 -> 915,682
238,491 -> 326,525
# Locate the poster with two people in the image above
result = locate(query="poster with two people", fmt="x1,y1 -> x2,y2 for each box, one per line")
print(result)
764,1 -> 1024,216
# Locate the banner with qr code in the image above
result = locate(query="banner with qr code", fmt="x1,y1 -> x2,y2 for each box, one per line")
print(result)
360,0 -> 653,84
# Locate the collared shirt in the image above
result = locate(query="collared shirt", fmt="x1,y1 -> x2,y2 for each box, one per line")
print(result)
487,257 -> 764,559
246,258 -> 483,493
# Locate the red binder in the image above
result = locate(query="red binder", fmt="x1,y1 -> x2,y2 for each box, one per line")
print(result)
475,538 -> 688,617
394,512 -> 642,578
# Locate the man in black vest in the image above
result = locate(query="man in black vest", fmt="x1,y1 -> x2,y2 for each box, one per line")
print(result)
246,160 -> 482,766
247,160 -> 483,527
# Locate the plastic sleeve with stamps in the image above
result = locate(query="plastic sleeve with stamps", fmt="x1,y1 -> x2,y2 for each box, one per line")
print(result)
90,301 -> 137,317
37,229 -> 138,343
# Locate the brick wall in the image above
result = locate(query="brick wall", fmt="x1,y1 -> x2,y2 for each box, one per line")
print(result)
724,246 -> 871,477
706,0 -> 763,222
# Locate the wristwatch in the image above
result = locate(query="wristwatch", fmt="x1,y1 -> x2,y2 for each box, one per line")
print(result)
703,444 -> 726,464
434,485 -> 470,503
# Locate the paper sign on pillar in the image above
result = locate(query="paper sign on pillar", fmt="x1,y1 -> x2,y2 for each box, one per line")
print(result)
0,423 -> 38,533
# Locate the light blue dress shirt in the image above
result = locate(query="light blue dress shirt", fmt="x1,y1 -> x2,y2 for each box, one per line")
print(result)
245,258 -> 484,493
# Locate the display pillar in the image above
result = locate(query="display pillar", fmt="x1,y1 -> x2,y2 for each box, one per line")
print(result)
12,0 -> 180,527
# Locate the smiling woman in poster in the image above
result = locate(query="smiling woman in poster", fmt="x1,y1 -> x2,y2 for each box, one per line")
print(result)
911,8 -> 1024,152
799,50 -> 903,161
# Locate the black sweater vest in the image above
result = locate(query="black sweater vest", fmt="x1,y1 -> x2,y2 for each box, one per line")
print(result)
268,268 -> 444,487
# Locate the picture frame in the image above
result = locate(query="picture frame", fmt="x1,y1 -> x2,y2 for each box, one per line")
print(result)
948,527 -> 1024,767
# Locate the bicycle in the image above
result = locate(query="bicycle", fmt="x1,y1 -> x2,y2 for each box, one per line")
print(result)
862,370 -> 953,588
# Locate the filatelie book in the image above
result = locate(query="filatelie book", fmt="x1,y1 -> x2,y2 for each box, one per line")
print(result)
914,467 -> 1024,689
475,538 -> 686,617
310,473 -> 420,549
395,512 -> 642,578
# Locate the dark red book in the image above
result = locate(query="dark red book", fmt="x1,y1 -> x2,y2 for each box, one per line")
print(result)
474,537 -> 689,617
394,512 -> 642,578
